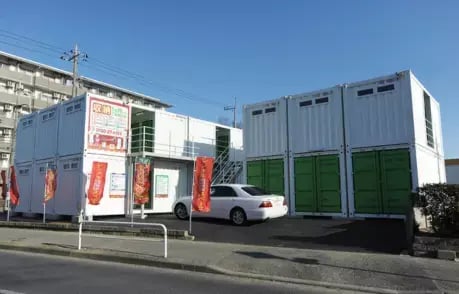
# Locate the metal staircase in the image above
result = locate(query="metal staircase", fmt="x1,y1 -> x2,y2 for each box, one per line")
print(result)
211,145 -> 243,184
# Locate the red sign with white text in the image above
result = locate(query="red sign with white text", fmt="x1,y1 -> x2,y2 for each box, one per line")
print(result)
192,157 -> 214,213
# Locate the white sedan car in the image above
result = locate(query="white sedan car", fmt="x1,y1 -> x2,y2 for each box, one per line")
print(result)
173,184 -> 288,225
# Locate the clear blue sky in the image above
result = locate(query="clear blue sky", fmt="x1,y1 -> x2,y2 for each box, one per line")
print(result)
1,1 -> 458,157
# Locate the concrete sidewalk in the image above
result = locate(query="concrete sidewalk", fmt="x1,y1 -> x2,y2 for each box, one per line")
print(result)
0,228 -> 457,293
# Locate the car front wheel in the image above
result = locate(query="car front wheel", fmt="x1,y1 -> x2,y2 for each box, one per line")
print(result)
230,208 -> 247,226
174,203 -> 188,220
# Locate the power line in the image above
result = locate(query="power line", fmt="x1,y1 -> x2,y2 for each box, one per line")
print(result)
0,31 -> 228,108
60,44 -> 88,97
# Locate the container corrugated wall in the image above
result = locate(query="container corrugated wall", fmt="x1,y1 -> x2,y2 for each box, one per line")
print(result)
34,106 -> 59,160
58,96 -> 86,157
243,98 -> 288,158
188,117 -> 216,157
15,113 -> 37,164
343,71 -> 413,149
155,111 -> 189,157
288,87 -> 343,153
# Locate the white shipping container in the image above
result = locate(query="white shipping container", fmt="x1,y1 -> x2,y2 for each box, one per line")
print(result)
34,107 -> 59,160
84,154 -> 128,217
58,97 -> 86,157
288,86 -> 343,154
188,117 -> 216,157
149,160 -> 189,213
54,155 -> 83,215
30,159 -> 57,214
13,162 -> 33,213
343,72 -> 413,149
230,127 -> 243,162
15,113 -> 37,164
243,98 -> 288,158
154,111 -> 188,158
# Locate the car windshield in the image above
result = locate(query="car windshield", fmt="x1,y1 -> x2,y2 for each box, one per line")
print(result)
241,186 -> 269,196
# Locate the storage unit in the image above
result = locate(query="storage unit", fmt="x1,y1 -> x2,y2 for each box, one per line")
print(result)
14,93 -> 130,217
243,70 -> 445,218
13,162 -> 33,213
34,107 -> 59,160
243,98 -> 288,159
344,71 -> 445,218
287,87 -> 348,217
246,157 -> 286,196
445,159 -> 459,184
15,113 -> 37,163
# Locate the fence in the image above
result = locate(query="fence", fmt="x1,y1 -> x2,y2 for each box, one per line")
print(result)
78,219 -> 168,258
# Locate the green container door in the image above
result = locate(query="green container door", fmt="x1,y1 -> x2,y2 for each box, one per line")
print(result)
247,160 -> 264,188
265,159 -> 285,196
316,155 -> 341,212
294,155 -> 341,213
294,157 -> 315,212
246,159 -> 285,195
352,149 -> 411,215
380,150 -> 412,214
352,152 -> 381,213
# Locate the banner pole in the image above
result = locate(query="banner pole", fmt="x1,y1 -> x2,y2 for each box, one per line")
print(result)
6,197 -> 9,222
189,141 -> 196,235
43,163 -> 48,224
131,157 -> 135,227
6,166 -> 10,222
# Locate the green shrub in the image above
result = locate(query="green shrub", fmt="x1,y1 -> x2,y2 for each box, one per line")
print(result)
414,184 -> 459,234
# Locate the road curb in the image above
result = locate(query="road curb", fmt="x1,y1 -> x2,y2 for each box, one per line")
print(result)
0,243 -> 410,294
0,221 -> 194,240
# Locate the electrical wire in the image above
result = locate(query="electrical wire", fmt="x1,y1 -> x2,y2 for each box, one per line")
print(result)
0,30 -> 227,108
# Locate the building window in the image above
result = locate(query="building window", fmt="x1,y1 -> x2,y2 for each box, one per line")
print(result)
252,110 -> 262,116
299,100 -> 312,107
357,88 -> 374,96
377,84 -> 395,93
424,91 -> 434,148
315,97 -> 329,104
265,107 -> 276,113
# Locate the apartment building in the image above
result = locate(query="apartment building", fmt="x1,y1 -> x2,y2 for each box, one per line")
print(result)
0,51 -> 170,170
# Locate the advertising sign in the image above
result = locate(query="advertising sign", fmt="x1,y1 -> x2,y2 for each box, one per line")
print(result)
134,158 -> 151,205
43,167 -> 57,203
155,175 -> 169,198
192,157 -> 214,212
87,97 -> 129,153
87,161 -> 108,205
109,173 -> 126,198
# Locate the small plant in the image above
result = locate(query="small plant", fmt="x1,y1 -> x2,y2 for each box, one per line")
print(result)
414,184 -> 459,234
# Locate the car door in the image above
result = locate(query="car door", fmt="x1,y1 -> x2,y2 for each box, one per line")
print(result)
210,186 -> 237,219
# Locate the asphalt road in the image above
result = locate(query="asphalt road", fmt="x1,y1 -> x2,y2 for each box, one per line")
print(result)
108,214 -> 406,254
0,250 -> 357,294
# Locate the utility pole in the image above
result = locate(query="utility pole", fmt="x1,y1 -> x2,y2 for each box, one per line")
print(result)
224,97 -> 237,128
61,44 -> 88,98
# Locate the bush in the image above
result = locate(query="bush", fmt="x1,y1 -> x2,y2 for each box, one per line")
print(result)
414,184 -> 459,234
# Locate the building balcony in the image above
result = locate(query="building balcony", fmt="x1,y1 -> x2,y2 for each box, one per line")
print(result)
34,76 -> 73,96
0,67 -> 33,85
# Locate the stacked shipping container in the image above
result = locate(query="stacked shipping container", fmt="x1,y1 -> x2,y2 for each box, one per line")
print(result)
243,70 -> 446,218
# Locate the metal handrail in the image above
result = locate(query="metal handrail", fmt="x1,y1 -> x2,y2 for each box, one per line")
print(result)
78,219 -> 168,258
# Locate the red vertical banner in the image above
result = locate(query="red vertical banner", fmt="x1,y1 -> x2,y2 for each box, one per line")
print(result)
9,166 -> 20,207
87,161 -> 108,205
192,157 -> 214,213
1,170 -> 6,199
43,168 -> 57,203
133,157 -> 151,205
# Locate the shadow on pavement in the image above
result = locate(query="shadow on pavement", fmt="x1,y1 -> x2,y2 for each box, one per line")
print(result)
234,250 -> 459,285
271,219 -> 406,254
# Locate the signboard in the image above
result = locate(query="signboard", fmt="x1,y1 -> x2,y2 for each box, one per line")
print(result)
109,173 -> 126,198
155,175 -> 169,198
44,167 -> 57,203
87,97 -> 129,153
192,157 -> 214,212
134,157 -> 151,205
87,161 -> 108,205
